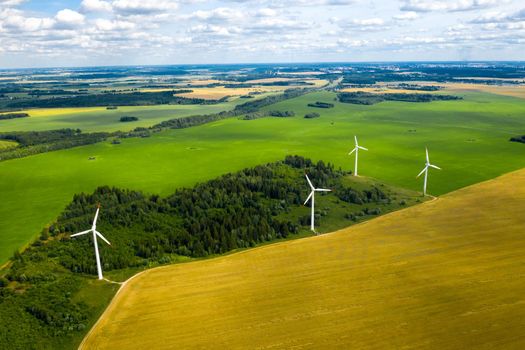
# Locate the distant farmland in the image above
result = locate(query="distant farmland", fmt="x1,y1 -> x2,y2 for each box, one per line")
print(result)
1,90 -> 525,264
82,168 -> 525,349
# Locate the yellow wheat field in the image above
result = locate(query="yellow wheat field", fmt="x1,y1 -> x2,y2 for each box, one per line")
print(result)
82,169 -> 525,349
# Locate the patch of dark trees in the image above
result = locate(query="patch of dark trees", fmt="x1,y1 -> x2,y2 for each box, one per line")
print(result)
242,110 -> 295,120
510,135 -> 525,144
337,92 -> 462,105
304,112 -> 320,119
2,90 -> 208,109
0,112 -> 29,120
119,116 -> 139,122
308,101 -> 334,108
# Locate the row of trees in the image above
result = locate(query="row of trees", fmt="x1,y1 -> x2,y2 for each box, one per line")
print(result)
338,92 -> 462,105
0,113 -> 29,120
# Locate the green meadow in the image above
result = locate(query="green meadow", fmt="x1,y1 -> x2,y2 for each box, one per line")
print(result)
0,100 -> 241,133
0,90 -> 524,264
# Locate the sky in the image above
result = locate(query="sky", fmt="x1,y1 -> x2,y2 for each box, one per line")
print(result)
0,0 -> 523,68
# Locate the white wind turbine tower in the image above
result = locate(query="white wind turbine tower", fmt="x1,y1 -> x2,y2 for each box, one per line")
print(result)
71,205 -> 111,280
349,136 -> 368,176
304,174 -> 331,234
417,147 -> 441,196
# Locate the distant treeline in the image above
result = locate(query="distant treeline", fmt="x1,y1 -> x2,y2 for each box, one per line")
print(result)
308,101 -> 334,108
28,90 -> 87,96
3,90 -> 208,109
0,113 -> 29,120
337,92 -> 462,105
510,135 -> 525,144
0,129 -> 109,161
396,83 -> 442,91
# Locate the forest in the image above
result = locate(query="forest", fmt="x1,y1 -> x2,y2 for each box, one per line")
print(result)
0,155 -> 400,349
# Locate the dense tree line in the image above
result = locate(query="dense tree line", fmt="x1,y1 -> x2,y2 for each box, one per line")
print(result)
0,113 -> 29,120
337,92 -> 462,105
3,90 -> 210,109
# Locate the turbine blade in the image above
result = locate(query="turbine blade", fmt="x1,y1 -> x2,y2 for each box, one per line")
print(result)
348,148 -> 356,155
92,207 -> 100,227
316,188 -> 331,192
429,164 -> 441,170
71,229 -> 91,237
95,231 -> 111,245
426,147 -> 429,163
354,135 -> 358,146
358,146 -> 368,151
417,167 -> 427,178
304,191 -> 314,205
305,174 -> 314,190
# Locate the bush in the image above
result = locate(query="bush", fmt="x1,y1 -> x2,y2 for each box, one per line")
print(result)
119,116 -> 139,122
304,112 -> 320,119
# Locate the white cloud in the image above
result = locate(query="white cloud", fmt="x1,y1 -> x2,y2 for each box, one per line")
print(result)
188,7 -> 243,22
94,19 -> 135,31
112,0 -> 179,15
393,11 -> 419,20
55,9 -> 85,28
81,0 -> 113,13
401,0 -> 502,13
0,0 -> 26,6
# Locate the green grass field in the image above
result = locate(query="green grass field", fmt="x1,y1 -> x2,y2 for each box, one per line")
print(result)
0,99 -> 241,133
0,90 -> 524,264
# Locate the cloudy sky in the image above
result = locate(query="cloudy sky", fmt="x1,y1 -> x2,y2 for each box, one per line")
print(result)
0,0 -> 523,68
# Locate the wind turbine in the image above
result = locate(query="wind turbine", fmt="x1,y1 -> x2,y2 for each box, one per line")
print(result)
70,205 -> 111,280
349,136 -> 368,176
304,174 -> 331,234
417,147 -> 441,196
